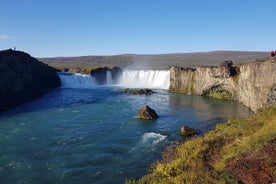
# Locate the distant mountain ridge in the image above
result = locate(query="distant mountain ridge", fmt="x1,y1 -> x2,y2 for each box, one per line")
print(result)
38,51 -> 268,70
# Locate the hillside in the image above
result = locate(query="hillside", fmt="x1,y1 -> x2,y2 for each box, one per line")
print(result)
38,51 -> 268,70
127,107 -> 276,184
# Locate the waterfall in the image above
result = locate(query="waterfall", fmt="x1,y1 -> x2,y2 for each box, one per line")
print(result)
58,72 -> 98,88
106,70 -> 113,85
58,70 -> 170,89
118,70 -> 170,89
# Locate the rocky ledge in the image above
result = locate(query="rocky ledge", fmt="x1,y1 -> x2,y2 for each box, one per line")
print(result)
169,60 -> 276,112
0,49 -> 61,111
124,88 -> 155,95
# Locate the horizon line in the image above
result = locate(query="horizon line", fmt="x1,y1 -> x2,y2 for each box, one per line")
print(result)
35,49 -> 269,58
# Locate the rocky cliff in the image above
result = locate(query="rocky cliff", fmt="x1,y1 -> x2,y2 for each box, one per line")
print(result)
0,49 -> 61,111
85,67 -> 122,84
169,59 -> 276,112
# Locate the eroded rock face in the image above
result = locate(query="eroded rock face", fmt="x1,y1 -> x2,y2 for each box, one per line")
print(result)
179,126 -> 196,137
220,60 -> 237,77
138,105 -> 158,120
169,60 -> 276,112
124,88 -> 154,95
235,62 -> 276,112
0,49 -> 61,111
169,66 -> 235,96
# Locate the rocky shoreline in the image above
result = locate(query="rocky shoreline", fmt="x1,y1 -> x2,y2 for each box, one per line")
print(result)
127,59 -> 276,184
127,107 -> 276,184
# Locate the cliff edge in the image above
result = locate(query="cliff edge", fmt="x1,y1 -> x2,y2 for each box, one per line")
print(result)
0,49 -> 61,111
169,59 -> 276,112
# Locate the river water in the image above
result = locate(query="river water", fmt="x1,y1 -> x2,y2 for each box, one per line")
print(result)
0,71 -> 252,184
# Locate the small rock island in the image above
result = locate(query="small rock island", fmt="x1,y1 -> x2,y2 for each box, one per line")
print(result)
138,105 -> 159,120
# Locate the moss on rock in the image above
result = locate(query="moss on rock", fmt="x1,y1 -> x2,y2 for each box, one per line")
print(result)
206,90 -> 236,100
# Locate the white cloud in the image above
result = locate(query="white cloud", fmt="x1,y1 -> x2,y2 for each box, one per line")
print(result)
0,35 -> 13,40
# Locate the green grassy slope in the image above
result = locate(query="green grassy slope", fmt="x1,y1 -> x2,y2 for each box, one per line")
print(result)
127,107 -> 276,184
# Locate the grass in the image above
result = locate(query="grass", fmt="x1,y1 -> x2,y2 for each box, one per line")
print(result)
206,90 -> 236,100
126,107 -> 276,184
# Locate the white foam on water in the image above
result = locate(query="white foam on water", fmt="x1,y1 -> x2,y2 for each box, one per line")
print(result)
131,132 -> 167,153
141,132 -> 167,146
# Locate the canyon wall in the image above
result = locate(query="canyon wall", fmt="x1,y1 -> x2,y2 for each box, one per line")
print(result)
169,60 -> 276,112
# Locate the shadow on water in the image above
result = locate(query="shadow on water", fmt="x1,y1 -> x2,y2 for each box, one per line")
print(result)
169,93 -> 253,119
164,93 -> 253,139
0,87 -> 124,118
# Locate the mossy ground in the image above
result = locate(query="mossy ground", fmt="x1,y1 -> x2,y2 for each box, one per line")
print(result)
126,107 -> 276,184
206,90 -> 236,100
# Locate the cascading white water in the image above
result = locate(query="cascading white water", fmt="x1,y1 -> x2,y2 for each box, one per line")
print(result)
58,72 -> 98,88
118,70 -> 170,89
58,70 -> 170,89
106,70 -> 113,85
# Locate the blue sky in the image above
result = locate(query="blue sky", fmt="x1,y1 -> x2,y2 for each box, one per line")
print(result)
0,0 -> 275,57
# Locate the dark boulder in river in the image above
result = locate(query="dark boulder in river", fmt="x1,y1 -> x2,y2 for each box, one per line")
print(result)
0,49 -> 61,111
138,105 -> 159,120
124,88 -> 155,95
179,125 -> 196,137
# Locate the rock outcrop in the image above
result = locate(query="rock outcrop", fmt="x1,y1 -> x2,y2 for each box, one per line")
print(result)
0,49 -> 61,111
81,66 -> 122,84
124,88 -> 155,95
138,105 -> 159,120
169,60 -> 276,112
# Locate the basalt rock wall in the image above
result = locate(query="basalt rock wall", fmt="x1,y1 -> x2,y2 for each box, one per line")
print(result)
0,49 -> 61,111
169,60 -> 276,112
